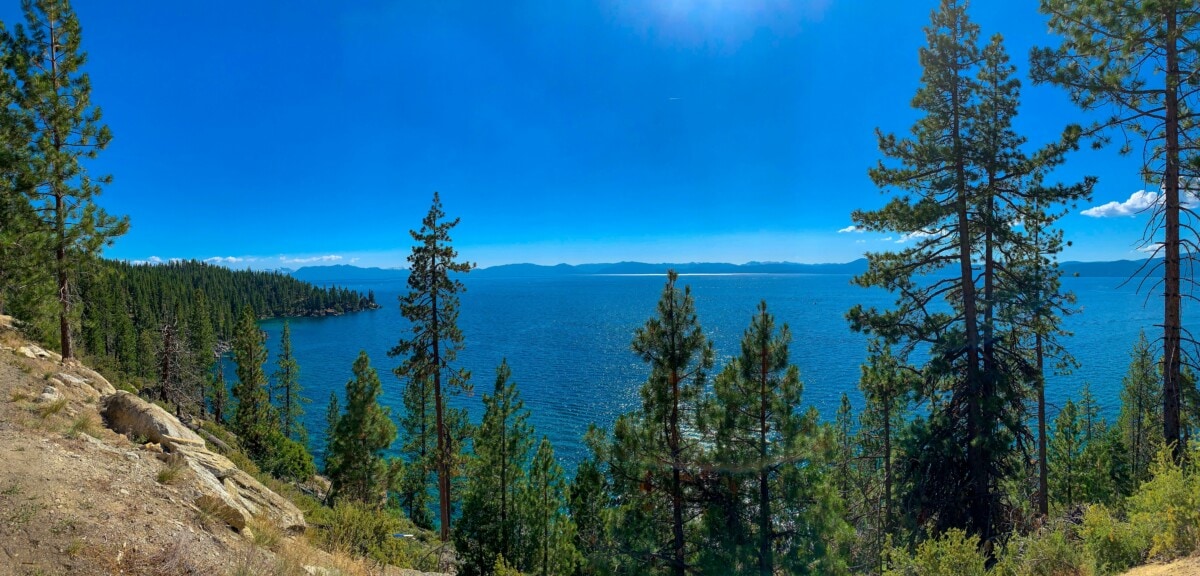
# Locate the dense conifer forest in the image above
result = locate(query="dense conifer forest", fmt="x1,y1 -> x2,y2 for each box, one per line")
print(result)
6,0 -> 1200,575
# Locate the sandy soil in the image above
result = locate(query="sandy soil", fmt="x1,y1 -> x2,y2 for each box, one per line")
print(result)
1124,558 -> 1200,576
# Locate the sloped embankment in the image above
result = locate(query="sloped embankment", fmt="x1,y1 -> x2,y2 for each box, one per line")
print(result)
0,318 -> 440,576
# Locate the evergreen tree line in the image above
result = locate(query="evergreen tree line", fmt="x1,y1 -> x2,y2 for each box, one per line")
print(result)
75,258 -> 376,383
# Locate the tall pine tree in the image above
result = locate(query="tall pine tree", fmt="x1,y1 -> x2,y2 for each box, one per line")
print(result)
231,306 -> 277,461
608,270 -> 713,575
273,321 -> 309,443
1119,331 -> 1163,487
702,301 -> 848,575
456,360 -> 534,575
849,0 -> 1088,540
1034,0 -> 1200,461
5,0 -> 128,360
390,192 -> 474,541
519,437 -> 578,576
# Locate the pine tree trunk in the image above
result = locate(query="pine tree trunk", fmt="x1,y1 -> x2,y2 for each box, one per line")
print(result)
951,58 -> 987,537
431,271 -> 451,542
1037,334 -> 1048,516
670,368 -> 685,576
759,341 -> 772,576
1163,5 -> 1183,461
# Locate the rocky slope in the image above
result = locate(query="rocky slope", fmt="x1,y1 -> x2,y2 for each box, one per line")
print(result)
0,318 -> 440,576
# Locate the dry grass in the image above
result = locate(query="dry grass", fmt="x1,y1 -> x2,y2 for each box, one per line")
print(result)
35,397 -> 66,419
107,538 -> 217,576
65,412 -> 99,439
249,515 -> 283,551
156,453 -> 187,485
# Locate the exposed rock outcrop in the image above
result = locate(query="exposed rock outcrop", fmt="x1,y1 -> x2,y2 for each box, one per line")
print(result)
102,391 -> 205,448
17,343 -> 61,362
101,391 -> 307,533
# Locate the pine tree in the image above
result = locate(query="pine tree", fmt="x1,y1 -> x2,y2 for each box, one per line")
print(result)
231,306 -> 278,461
208,356 -> 228,424
323,390 -> 339,474
854,342 -> 912,571
5,0 -> 128,360
273,321 -> 309,443
569,425 -> 615,576
396,373 -> 435,529
1034,0 -> 1200,461
1119,331 -> 1163,487
848,0 -> 1088,539
187,289 -> 216,414
702,301 -> 847,575
1049,400 -> 1085,508
456,360 -> 534,576
608,270 -> 713,575
0,18 -> 39,318
389,192 -> 475,541
155,307 -> 196,417
327,351 -> 397,505
833,392 -> 855,506
519,437 -> 578,576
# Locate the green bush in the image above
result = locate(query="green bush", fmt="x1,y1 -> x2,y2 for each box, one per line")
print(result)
994,527 -> 1092,576
1080,504 -> 1148,575
262,432 -> 316,482
1127,448 -> 1200,561
882,529 -> 987,576
312,501 -> 413,566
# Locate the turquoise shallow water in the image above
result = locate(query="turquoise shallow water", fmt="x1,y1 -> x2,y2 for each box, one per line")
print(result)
251,273 -> 1166,471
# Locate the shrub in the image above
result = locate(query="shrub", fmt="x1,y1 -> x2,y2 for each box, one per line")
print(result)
312,501 -> 412,567
994,527 -> 1092,576
1127,448 -> 1200,561
1080,504 -> 1148,575
882,528 -> 987,576
262,433 -> 316,482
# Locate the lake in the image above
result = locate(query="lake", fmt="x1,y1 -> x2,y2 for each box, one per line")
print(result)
253,273 -> 1165,470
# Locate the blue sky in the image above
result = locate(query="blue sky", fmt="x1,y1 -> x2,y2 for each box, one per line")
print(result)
0,1 -> 1163,268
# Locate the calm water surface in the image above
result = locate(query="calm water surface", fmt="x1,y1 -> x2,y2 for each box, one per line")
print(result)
253,274 -> 1167,470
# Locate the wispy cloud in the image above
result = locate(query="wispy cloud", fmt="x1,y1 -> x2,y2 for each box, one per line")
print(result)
896,229 -> 938,243
280,254 -> 343,265
130,255 -> 165,265
205,256 -> 253,265
837,225 -> 862,234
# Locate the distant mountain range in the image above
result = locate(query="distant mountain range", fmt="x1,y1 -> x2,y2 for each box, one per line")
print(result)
290,258 -> 1163,285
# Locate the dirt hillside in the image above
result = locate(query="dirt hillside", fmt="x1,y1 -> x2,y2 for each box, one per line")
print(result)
0,319 -> 438,576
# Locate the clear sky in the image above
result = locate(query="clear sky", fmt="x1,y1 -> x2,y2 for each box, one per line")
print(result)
0,1 -> 1164,268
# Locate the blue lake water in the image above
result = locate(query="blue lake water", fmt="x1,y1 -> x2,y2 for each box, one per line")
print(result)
253,274 -> 1166,471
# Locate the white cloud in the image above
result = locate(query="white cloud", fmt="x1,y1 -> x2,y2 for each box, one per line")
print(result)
837,225 -> 862,234
280,254 -> 343,265
1081,190 -> 1160,218
349,257 -> 360,264
896,229 -> 938,243
130,255 -> 165,265
205,256 -> 250,265
881,236 -> 894,242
